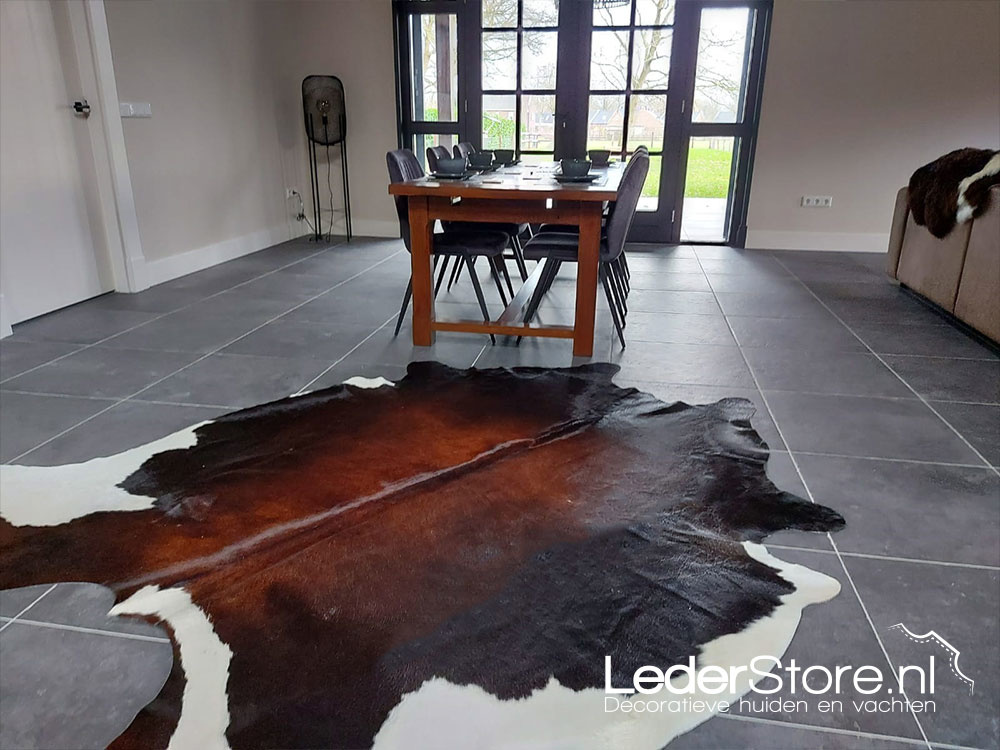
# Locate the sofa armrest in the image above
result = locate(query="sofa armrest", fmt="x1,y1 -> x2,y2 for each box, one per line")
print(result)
886,186 -> 908,278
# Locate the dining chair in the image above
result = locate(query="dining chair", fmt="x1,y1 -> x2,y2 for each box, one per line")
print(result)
519,150 -> 649,348
426,145 -> 450,174
453,142 -> 476,160
387,149 -> 511,343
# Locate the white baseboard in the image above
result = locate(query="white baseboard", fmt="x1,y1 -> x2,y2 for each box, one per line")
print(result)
138,225 -> 294,288
0,293 -> 12,339
351,218 -> 399,239
745,230 -> 890,253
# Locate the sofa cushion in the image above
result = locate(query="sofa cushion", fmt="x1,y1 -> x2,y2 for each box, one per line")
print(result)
954,186 -> 1000,342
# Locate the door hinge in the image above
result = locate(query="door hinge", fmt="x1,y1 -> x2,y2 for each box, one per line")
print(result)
680,99 -> 685,115
671,210 -> 676,223
464,99 -> 468,113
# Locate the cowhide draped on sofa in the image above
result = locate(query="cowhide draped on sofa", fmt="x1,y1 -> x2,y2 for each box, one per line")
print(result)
0,363 -> 844,749
908,147 -> 1000,238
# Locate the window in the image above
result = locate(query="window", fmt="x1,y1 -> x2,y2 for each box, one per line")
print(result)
481,0 -> 559,161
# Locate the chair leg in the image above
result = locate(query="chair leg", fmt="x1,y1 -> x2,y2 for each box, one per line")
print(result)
487,256 -> 509,306
434,256 -> 450,297
393,278 -> 413,337
499,255 -> 515,297
609,262 -> 627,316
447,254 -> 463,291
601,268 -> 626,349
521,257 -> 556,328
615,257 -> 630,295
510,235 -> 528,281
541,259 -> 562,295
465,256 -> 496,345
606,262 -> 627,324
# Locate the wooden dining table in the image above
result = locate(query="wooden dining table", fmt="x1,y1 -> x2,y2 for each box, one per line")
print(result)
388,161 -> 625,357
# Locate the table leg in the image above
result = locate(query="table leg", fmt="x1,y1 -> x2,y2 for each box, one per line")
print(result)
408,196 -> 435,346
573,202 -> 602,357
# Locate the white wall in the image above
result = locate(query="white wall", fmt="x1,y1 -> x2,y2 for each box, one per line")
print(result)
746,0 -> 1000,252
103,0 -> 398,286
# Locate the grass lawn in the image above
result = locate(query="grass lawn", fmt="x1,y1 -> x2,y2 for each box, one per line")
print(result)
640,147 -> 733,200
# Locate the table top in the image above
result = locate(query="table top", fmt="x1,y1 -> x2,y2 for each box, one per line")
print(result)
388,161 -> 625,202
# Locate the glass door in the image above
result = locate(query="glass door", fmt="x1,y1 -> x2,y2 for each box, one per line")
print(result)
394,1 -> 467,171
675,2 -> 770,245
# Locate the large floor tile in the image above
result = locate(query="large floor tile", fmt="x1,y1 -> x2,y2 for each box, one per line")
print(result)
716,291 -> 836,319
707,274 -> 805,295
883,356 -> 1000,404
99,309 -> 263,353
790,455 -> 999,565
626,272 -> 712,292
15,400 -> 224,466
623,312 -> 737,346
670,716 -> 925,749
610,342 -> 754,388
83,286 -> 207,314
845,557 -> 1000,749
930,401 -> 1000,466
0,392 -> 112,462
221,318 -> 379,361
731,548 -> 925,739
850,322 -> 996,359
0,619 -> 172,750
765,393 -> 982,463
0,340 -> 82,381
2,347 -> 198,399
0,586 -> 53,618
625,290 -> 722,315
137,352 -> 331,408
747,350 -> 914,398
11,306 -> 160,345
728,316 -> 865,353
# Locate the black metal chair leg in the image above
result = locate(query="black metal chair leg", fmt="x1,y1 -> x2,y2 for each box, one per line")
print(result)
434,256 -> 450,297
447,254 -> 463,291
499,255 -> 515,297
602,269 -> 626,349
393,278 -> 413,336
487,256 -> 509,306
521,258 -> 556,329
615,257 -> 630,295
609,263 -> 627,316
465,256 -> 496,345
511,235 -> 529,281
541,259 -> 562,295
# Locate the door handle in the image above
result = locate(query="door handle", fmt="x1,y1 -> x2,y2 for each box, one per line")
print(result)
72,99 -> 91,117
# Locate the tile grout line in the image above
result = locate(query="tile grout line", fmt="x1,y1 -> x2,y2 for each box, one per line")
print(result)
0,583 -> 57,633
772,256 -> 1000,478
717,712 -> 983,750
0,238 -> 350,385
0,616 -> 172,644
766,544 -> 1000,572
7,250 -> 403,464
293,314 -> 398,395
695,250 -> 935,750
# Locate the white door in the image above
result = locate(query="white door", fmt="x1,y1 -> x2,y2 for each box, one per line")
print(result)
0,0 -> 114,325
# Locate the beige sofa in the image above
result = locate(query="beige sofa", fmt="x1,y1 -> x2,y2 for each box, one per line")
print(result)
887,184 -> 999,343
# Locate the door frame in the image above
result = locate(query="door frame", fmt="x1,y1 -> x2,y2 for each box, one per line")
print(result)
0,0 -> 146,335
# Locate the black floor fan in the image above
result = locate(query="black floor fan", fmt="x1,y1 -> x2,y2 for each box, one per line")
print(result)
302,75 -> 352,241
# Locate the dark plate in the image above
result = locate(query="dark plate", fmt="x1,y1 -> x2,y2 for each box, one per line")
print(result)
555,174 -> 599,184
429,172 -> 475,180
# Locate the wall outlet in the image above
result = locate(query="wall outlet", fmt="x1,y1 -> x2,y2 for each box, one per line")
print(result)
801,195 -> 833,208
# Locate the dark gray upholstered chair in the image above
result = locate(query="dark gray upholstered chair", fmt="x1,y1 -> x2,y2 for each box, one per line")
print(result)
387,149 -> 512,342
520,150 -> 649,348
454,142 -> 476,160
426,145 -> 450,174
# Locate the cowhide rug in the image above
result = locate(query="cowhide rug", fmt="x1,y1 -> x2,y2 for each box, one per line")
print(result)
907,147 -> 1000,238
0,362 -> 845,750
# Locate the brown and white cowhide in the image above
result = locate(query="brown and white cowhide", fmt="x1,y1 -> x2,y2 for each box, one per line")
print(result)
0,363 -> 845,750
908,147 -> 1000,238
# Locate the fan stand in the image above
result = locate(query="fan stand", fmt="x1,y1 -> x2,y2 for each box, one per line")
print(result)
306,112 -> 353,242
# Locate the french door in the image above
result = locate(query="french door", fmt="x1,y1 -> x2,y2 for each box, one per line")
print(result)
394,0 -> 771,246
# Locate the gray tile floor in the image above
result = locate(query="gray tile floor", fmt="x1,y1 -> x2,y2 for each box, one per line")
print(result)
1,236 -> 997,750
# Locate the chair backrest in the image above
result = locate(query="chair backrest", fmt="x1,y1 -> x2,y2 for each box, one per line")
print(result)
604,151 -> 649,261
454,142 -> 476,160
386,148 -> 424,251
426,145 -> 449,174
